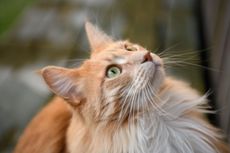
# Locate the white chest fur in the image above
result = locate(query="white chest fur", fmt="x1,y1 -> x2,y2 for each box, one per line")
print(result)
67,83 -> 220,153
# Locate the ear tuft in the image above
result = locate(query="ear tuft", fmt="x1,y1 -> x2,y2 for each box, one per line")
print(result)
85,22 -> 113,52
41,66 -> 82,103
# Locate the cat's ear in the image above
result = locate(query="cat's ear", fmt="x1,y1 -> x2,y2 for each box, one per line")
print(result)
85,22 -> 113,52
41,66 -> 84,105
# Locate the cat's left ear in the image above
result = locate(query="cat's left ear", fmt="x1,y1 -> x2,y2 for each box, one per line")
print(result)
41,66 -> 84,105
85,22 -> 114,52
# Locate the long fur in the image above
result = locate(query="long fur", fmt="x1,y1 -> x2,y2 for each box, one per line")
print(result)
66,78 -> 230,153
14,22 -> 230,153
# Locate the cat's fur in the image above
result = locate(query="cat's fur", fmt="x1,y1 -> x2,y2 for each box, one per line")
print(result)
14,22 -> 230,153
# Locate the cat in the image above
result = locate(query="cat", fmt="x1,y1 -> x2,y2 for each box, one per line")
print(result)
14,22 -> 230,153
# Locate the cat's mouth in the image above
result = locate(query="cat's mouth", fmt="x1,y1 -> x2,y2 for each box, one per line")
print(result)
128,62 -> 159,97
132,59 -> 164,100
141,59 -> 162,68
141,52 -> 163,66
140,61 -> 160,79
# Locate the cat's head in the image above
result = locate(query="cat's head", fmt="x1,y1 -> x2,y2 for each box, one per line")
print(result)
41,22 -> 165,125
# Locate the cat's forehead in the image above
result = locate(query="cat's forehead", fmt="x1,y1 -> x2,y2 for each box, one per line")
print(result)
86,51 -> 128,69
90,41 -> 146,61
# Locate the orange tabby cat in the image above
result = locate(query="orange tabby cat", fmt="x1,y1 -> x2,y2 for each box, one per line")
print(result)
14,22 -> 230,153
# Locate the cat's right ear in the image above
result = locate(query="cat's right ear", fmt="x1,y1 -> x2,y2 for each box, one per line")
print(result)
85,22 -> 113,52
40,66 -> 84,105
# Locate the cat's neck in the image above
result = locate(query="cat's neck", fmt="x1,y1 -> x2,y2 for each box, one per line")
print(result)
67,79 -> 220,153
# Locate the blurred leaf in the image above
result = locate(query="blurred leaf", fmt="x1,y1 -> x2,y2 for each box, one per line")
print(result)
0,0 -> 35,37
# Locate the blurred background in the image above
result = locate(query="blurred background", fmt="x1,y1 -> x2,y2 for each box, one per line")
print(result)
0,0 -> 229,152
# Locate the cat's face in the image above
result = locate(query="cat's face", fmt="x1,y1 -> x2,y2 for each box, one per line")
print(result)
41,22 -> 165,125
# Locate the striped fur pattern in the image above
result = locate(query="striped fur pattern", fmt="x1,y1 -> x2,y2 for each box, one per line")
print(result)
14,22 -> 230,153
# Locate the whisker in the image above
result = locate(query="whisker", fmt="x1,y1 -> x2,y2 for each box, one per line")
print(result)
145,85 -> 166,115
158,47 -> 211,59
164,61 -> 220,72
157,43 -> 181,57
146,83 -> 177,119
159,48 -> 209,58
118,82 -> 135,126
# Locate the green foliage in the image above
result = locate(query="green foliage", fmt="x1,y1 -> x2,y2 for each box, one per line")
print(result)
0,0 -> 35,37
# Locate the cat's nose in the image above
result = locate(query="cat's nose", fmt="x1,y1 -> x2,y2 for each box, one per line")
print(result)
142,52 -> 153,63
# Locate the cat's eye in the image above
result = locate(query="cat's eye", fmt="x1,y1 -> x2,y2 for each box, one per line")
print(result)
124,44 -> 137,51
106,66 -> 121,78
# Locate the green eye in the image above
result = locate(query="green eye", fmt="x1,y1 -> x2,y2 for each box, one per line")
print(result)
106,66 -> 121,78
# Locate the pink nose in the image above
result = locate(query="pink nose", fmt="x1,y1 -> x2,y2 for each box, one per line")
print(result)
142,52 -> 153,63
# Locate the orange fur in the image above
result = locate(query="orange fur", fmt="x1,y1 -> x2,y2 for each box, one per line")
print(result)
14,97 -> 71,153
14,22 -> 230,153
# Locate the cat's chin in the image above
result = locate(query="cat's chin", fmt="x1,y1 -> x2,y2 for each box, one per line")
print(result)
126,62 -> 165,113
140,61 -> 165,88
